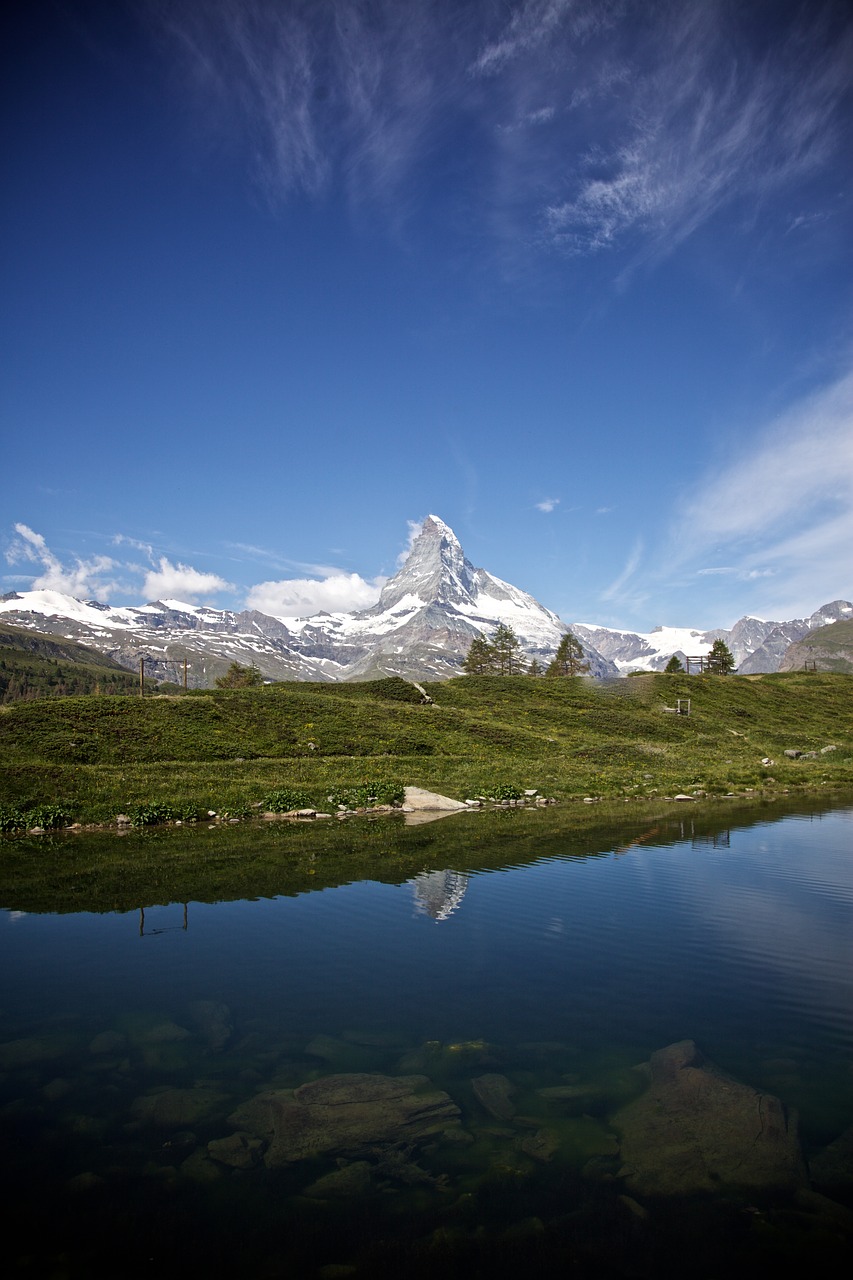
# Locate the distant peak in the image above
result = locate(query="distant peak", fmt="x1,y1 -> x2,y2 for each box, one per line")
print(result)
420,514 -> 459,541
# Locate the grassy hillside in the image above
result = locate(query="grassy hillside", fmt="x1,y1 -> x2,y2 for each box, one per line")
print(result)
1,671 -> 851,828
0,622 -> 144,703
780,618 -> 853,673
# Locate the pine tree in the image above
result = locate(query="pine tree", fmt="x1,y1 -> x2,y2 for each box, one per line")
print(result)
527,657 -> 544,677
546,631 -> 589,677
664,654 -> 685,673
215,661 -> 264,688
463,634 -> 496,675
706,639 -> 735,675
492,622 -> 523,675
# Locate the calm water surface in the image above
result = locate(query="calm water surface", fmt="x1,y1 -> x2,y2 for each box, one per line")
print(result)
2,801 -> 852,1277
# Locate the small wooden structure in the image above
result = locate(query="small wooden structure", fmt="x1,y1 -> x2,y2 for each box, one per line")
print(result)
684,655 -> 709,674
663,698 -> 691,716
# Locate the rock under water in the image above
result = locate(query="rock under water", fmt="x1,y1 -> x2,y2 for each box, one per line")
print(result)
613,1039 -> 807,1197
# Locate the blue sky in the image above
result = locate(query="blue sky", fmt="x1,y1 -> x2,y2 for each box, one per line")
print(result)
3,0 -> 852,631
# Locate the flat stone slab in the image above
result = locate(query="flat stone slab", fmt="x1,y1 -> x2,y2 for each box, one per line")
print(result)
614,1040 -> 807,1197
228,1072 -> 461,1168
403,787 -> 467,811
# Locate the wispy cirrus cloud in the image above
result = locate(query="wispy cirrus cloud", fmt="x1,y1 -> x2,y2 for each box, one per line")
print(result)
543,4 -> 853,259
535,497 -> 560,512
149,0 -> 852,269
669,368 -> 853,616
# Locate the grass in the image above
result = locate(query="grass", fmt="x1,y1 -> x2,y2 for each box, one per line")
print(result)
0,672 -> 851,828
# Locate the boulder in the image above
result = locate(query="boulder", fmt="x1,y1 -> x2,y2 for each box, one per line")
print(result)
403,787 -> 467,811
188,1000 -> 232,1053
614,1040 -> 807,1197
472,1073 -> 516,1120
228,1072 -> 461,1169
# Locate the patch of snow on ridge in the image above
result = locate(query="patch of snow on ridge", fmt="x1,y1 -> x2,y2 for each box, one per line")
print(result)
0,590 -> 137,629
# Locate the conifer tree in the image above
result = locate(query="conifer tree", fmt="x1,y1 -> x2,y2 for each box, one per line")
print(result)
664,654 -> 685,673
546,631 -> 589,677
463,634 -> 496,675
706,639 -> 736,675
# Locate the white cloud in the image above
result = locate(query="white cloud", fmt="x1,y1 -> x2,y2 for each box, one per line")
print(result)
601,538 -> 643,601
397,519 -> 424,567
543,5 -> 852,259
142,557 -> 234,602
670,368 -> 853,615
536,497 -> 560,512
246,572 -> 385,618
150,0 -> 852,274
5,524 -> 121,599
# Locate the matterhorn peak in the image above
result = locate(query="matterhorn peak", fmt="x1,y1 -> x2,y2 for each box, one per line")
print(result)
374,515 -> 473,610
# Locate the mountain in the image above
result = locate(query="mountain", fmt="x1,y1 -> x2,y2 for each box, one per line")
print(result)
574,599 -> 853,674
0,620 -> 144,702
0,517 -> 615,684
1,521 -> 848,685
779,618 -> 853,673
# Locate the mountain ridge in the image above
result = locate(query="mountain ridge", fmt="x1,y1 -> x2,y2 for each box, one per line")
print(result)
1,518 -> 849,685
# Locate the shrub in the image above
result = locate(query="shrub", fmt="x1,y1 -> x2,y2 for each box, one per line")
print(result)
486,783 -> 523,801
24,804 -> 69,829
263,787 -> 312,812
327,781 -> 405,808
128,803 -> 178,827
0,804 -> 25,833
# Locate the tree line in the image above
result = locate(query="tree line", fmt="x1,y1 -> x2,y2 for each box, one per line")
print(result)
463,624 -> 589,677
464,626 -> 736,677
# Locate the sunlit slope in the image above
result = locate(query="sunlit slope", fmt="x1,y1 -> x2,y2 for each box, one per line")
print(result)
1,673 -> 851,822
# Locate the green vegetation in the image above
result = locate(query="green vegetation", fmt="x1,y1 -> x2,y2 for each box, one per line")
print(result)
546,631 -> 589,677
463,622 -> 525,675
707,638 -> 736,674
664,655 -> 685,673
0,670 -> 851,830
215,660 -> 264,688
0,622 -> 143,703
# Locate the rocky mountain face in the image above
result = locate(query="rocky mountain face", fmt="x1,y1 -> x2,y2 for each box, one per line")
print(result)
0,517 -> 615,685
1,520 -> 848,685
575,600 -> 853,674
779,618 -> 853,673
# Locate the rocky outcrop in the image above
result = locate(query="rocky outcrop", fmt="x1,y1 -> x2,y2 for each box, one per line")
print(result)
779,618 -> 853,673
614,1040 -> 807,1197
227,1072 -> 461,1168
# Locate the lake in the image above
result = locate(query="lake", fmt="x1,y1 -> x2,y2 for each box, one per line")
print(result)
2,797 -> 852,1277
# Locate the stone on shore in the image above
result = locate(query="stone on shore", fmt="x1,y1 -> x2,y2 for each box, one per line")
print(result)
403,787 -> 467,811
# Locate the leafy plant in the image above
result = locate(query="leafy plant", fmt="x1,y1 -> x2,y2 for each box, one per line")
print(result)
486,783 -> 523,801
328,781 -> 405,808
0,804 -> 25,833
128,803 -> 178,827
24,804 -> 69,829
263,787 -> 313,812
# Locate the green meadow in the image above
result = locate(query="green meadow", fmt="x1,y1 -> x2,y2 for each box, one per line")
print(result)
1,672 -> 851,831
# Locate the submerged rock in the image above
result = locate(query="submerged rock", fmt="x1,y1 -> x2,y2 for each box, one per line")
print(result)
304,1161 -> 373,1198
809,1123 -> 853,1195
472,1073 -> 516,1121
614,1040 -> 807,1197
228,1072 -> 461,1169
188,1001 -> 233,1053
130,1086 -> 229,1128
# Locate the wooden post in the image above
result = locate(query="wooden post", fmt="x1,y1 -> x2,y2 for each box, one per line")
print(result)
139,656 -> 144,697
183,657 -> 188,692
